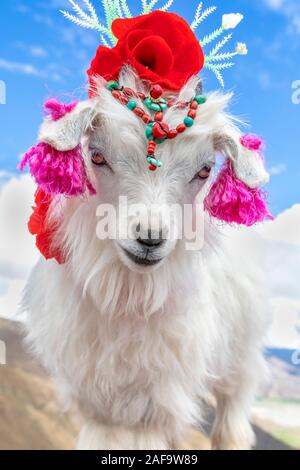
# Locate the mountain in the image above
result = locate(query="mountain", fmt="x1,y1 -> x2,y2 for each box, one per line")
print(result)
262,349 -> 300,401
0,318 -> 212,450
265,348 -> 300,375
0,318 -> 80,450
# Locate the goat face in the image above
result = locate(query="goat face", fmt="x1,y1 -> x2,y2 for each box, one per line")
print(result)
38,73 -> 267,273
85,94 -> 215,273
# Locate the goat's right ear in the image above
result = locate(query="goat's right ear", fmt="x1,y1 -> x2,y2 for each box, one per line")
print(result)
19,99 -> 97,197
39,99 -> 95,151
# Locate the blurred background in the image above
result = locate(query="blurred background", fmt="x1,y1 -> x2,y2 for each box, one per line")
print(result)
0,0 -> 299,450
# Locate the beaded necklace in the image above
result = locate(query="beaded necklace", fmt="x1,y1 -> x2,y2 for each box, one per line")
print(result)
106,80 -> 207,172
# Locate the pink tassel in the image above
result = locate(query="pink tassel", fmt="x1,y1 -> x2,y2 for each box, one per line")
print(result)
204,161 -> 273,226
240,134 -> 264,152
44,99 -> 78,121
19,143 -> 96,197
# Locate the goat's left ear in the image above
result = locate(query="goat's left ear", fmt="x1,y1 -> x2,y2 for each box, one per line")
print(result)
19,99 -> 98,197
213,133 -> 270,188
204,133 -> 273,226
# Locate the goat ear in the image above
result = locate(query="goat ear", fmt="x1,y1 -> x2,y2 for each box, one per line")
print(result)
38,100 -> 95,151
204,133 -> 272,226
19,99 -> 97,197
213,133 -> 270,189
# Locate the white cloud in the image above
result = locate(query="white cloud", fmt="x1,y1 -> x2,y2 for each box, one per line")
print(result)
267,297 -> 300,348
265,0 -> 285,9
0,170 -> 13,184
13,41 -> 48,58
252,205 -> 300,349
0,279 -> 28,321
256,204 -> 300,246
225,204 -> 300,349
30,46 -> 48,58
269,163 -> 287,176
0,58 -> 64,82
0,58 -> 42,77
258,71 -> 272,90
0,175 -> 38,320
263,0 -> 300,35
0,175 -> 38,278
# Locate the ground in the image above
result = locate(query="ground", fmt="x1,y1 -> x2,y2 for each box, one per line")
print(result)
0,319 -> 292,450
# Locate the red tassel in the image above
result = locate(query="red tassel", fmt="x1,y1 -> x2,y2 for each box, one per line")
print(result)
28,190 -> 65,264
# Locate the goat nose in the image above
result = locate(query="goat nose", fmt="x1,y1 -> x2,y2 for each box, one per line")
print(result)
136,225 -> 165,248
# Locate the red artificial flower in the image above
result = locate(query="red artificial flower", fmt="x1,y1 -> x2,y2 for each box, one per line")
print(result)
87,11 -> 204,93
28,189 -> 64,264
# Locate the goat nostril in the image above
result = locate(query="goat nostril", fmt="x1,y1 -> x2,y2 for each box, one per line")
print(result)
137,237 -> 164,247
136,228 -> 165,248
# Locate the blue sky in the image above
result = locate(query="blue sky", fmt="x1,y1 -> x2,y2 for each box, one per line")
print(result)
0,0 -> 299,214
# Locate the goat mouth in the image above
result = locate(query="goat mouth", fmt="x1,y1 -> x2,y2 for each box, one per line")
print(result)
122,248 -> 163,266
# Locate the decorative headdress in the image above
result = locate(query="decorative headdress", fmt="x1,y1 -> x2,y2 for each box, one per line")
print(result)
19,1 -> 272,263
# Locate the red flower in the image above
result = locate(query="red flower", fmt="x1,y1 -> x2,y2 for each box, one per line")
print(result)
87,11 -> 204,92
28,190 -> 64,264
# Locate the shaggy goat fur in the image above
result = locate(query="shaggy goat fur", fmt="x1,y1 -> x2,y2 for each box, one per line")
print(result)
22,71 -> 270,450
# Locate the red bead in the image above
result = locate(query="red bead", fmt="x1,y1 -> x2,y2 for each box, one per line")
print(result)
168,129 -> 178,139
148,140 -> 156,155
137,92 -> 146,100
142,114 -> 152,123
152,122 -> 169,140
176,123 -> 187,133
148,146 -> 156,155
123,87 -> 135,97
150,84 -> 163,100
188,109 -> 197,119
190,100 -> 199,110
154,112 -> 163,122
120,96 -> 129,105
134,107 -> 145,117
112,90 -> 121,99
149,165 -> 157,172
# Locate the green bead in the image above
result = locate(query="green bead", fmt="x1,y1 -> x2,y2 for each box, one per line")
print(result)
127,100 -> 137,110
146,123 -> 154,140
144,98 -> 161,112
184,117 -> 194,127
159,102 -> 168,112
150,102 -> 161,112
155,138 -> 166,144
107,80 -> 119,91
194,95 -> 206,105
147,157 -> 162,168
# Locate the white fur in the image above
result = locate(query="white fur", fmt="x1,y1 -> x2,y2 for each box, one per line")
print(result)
22,71 -> 270,450
233,147 -> 270,189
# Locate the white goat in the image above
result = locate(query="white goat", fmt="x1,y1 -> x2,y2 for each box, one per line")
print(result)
22,70 -> 269,450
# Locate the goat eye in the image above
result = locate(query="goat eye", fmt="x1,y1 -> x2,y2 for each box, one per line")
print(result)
197,166 -> 211,179
91,151 -> 106,166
